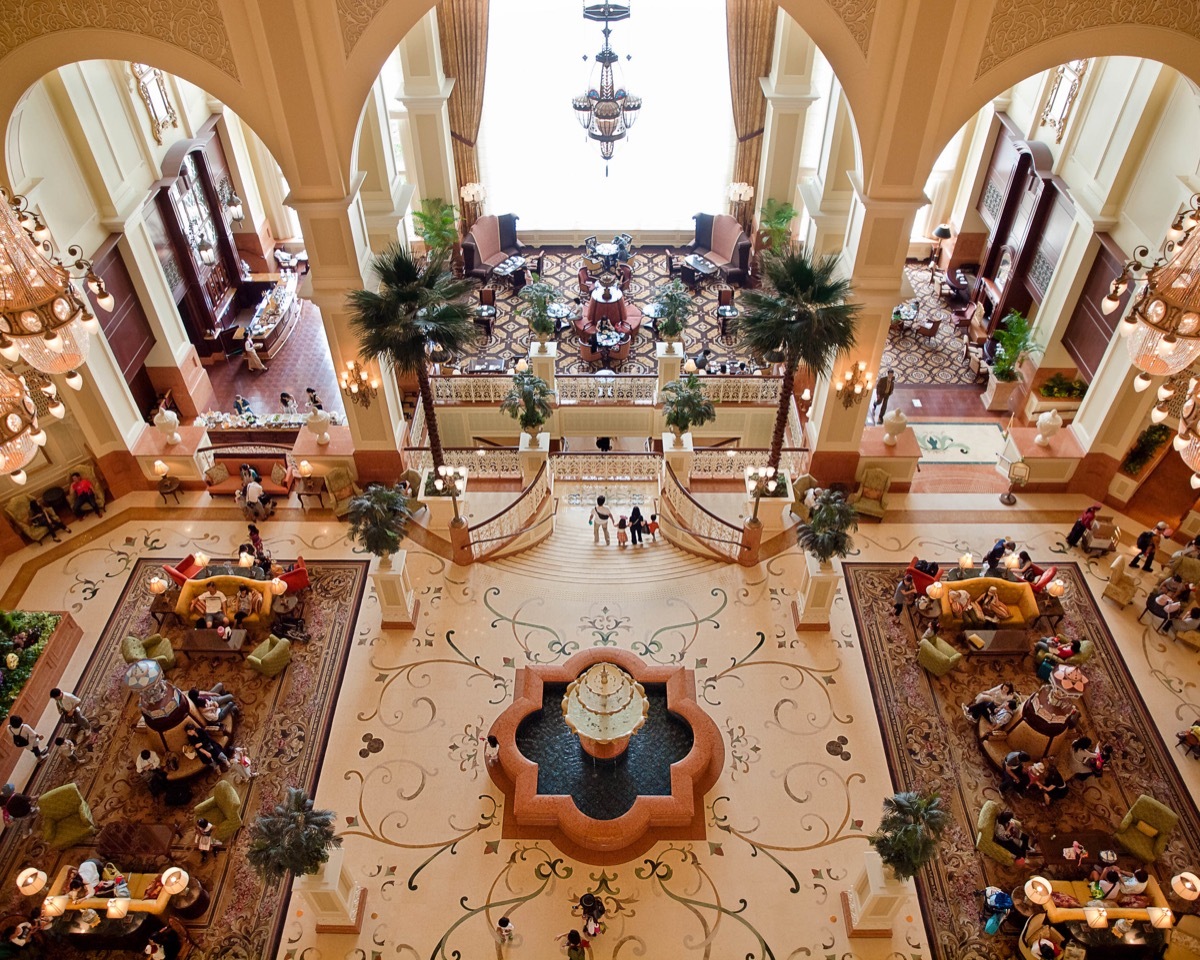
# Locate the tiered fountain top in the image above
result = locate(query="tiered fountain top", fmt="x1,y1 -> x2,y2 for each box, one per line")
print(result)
562,662 -> 648,744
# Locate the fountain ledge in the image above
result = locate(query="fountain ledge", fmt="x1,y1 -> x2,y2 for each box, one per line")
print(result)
488,648 -> 724,866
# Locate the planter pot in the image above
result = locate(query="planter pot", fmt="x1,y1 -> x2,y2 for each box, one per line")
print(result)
370,554 -> 419,630
1023,392 -> 1082,422
841,850 -> 912,938
791,552 -> 840,631
743,473 -> 793,537
418,468 -> 469,532
293,847 -> 367,934
981,373 -> 1021,412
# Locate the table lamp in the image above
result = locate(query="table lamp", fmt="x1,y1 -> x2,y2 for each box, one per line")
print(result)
41,895 -> 68,918
298,460 -> 313,479
106,897 -> 131,919
1173,872 -> 1200,900
1148,906 -> 1175,928
153,460 -> 170,479
147,576 -> 168,595
238,551 -> 255,568
1084,904 -> 1108,928
271,577 -> 288,596
161,867 -> 190,897
15,868 -> 46,896
925,581 -> 945,600
1047,579 -> 1068,599
959,552 -> 974,569
1024,876 -> 1052,905
1004,553 -> 1020,570
682,359 -> 698,375
515,358 -> 529,373
194,551 -> 210,568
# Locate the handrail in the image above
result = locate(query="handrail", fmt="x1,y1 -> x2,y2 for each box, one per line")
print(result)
468,462 -> 548,535
663,464 -> 741,535
655,512 -> 744,548
472,498 -> 559,548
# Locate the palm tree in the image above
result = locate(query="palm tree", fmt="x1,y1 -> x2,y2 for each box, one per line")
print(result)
796,488 -> 858,564
868,790 -> 950,882
247,787 -> 342,883
347,244 -> 479,471
500,371 -> 555,435
346,483 -> 412,563
737,249 -> 861,471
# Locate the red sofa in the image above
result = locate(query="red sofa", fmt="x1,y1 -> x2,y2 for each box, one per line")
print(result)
277,557 -> 310,593
906,557 -> 943,596
671,213 -> 752,286
163,553 -> 204,586
203,457 -> 294,497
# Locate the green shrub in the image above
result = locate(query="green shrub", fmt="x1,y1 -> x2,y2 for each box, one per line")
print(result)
1121,424 -> 1171,476
0,612 -> 62,721
1039,372 -> 1088,399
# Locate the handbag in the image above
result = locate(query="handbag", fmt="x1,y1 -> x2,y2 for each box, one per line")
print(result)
102,862 -> 121,882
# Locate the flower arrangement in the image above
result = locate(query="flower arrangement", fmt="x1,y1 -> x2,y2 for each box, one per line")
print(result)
0,611 -> 61,720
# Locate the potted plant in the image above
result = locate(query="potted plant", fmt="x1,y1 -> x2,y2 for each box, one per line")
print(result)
247,786 -> 342,883
516,279 -> 558,350
757,198 -> 798,252
500,371 -> 554,437
649,279 -> 692,343
796,488 -> 858,566
346,483 -> 412,568
660,374 -> 716,447
868,790 -> 950,882
1025,370 -> 1088,419
411,198 -> 459,260
983,311 -> 1041,410
739,249 -> 860,471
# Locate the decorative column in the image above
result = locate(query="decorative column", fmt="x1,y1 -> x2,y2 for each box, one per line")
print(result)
662,432 -> 694,481
655,342 -> 683,392
371,553 -> 420,630
842,851 -> 911,937
797,85 -> 857,257
288,190 -> 408,482
529,342 -> 557,391
358,77 -> 415,253
293,847 -> 367,934
518,432 -> 550,485
791,553 -> 841,631
397,10 -> 460,216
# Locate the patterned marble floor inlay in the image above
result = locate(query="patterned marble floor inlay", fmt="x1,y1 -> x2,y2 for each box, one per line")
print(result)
911,421 -> 1006,464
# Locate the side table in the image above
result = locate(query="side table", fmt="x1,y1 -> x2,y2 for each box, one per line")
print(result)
157,477 -> 182,505
171,876 -> 211,920
298,476 -> 327,510
1036,594 -> 1065,633
150,589 -> 180,628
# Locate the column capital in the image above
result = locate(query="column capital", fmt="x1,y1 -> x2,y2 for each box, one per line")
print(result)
397,78 -> 456,112
759,76 -> 819,109
284,172 -> 368,212
846,172 -> 929,212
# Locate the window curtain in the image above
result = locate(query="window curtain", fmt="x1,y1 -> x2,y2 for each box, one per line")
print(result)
725,0 -> 777,190
436,0 -> 489,192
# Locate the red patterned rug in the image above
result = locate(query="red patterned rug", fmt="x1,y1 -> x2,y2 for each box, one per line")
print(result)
0,558 -> 368,959
843,562 -> 1200,959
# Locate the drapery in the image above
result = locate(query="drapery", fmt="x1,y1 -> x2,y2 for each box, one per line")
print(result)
725,0 -> 777,190
437,0 -> 490,192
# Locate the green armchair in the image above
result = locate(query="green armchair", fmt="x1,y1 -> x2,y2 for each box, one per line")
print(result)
1035,639 -> 1095,668
974,800 -> 1015,866
1114,794 -> 1178,863
848,467 -> 890,521
120,633 -> 176,670
194,780 -> 243,843
1165,914 -> 1200,960
39,783 -> 96,849
918,634 -> 961,676
326,465 -> 362,520
247,634 -> 291,677
789,474 -> 819,523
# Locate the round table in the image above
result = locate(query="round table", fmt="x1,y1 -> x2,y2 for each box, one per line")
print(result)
547,302 -> 572,319
594,243 -> 619,258
596,330 -> 624,349
42,486 -> 66,510
591,285 -> 623,303
157,477 -> 181,505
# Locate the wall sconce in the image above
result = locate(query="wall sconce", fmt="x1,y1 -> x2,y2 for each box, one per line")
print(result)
226,194 -> 244,223
341,360 -> 379,409
834,362 -> 873,408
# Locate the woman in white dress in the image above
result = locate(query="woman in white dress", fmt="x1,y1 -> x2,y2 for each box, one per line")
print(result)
243,337 -> 268,372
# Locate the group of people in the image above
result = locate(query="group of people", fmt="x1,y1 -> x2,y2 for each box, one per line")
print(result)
232,387 -> 324,418
999,736 -> 1108,802
23,471 -> 104,543
1144,571 -> 1198,631
6,686 -> 94,764
588,496 -> 659,547
189,581 -> 261,637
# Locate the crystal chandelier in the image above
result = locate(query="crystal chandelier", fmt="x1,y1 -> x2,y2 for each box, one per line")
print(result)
0,369 -> 44,484
1173,377 -> 1200,487
0,188 -> 111,380
1103,195 -> 1200,401
572,2 -> 641,173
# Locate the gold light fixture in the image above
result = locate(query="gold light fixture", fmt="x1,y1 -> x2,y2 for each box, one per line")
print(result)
745,465 -> 779,521
1104,196 -> 1200,388
573,1 -> 640,172
1174,378 -> 1200,487
433,464 -> 467,521
0,370 -> 40,484
834,361 -> 873,408
340,360 -> 379,409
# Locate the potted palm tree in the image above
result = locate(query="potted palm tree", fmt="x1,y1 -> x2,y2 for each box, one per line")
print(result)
660,374 -> 716,448
739,248 -> 861,472
411,198 -> 459,260
982,310 -> 1042,411
649,279 -> 692,345
757,198 -> 798,252
346,483 -> 412,568
500,371 -> 554,437
516,280 -> 558,351
347,243 -> 480,477
793,489 -> 858,629
250,787 -> 366,930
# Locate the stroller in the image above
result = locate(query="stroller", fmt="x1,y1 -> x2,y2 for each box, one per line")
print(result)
979,885 -> 1013,936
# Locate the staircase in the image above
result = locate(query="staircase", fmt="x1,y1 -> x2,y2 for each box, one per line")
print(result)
489,502 -> 722,584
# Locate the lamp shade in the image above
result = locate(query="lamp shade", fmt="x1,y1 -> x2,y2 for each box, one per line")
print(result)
152,460 -> 169,478
271,577 -> 288,596
1047,579 -> 1068,598
959,552 -> 974,569
16,867 -> 46,896
925,580 -> 945,600
1173,872 -> 1200,900
1024,876 -> 1052,905
106,897 -> 130,919
41,895 -> 68,917
1084,904 -> 1108,928
933,224 -> 953,239
1004,553 -> 1020,569
193,551 -> 209,568
238,551 -> 255,568
1148,906 -> 1175,928
123,658 -> 163,693
161,867 -> 190,896
298,459 -> 313,478
147,576 -> 168,595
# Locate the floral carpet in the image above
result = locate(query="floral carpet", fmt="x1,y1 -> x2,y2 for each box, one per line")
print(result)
0,558 -> 368,959
842,561 -> 1200,960
474,245 -> 754,374
881,264 -> 976,386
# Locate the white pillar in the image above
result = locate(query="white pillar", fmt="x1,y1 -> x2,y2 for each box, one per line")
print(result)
397,10 -> 459,212
372,553 -> 420,630
292,847 -> 367,934
841,851 -> 911,938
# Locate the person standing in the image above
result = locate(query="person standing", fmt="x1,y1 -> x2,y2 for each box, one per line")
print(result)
871,369 -> 896,425
591,496 -> 613,545
1131,522 -> 1169,573
1066,504 -> 1102,548
7,716 -> 46,760
243,337 -> 268,372
496,916 -> 514,944
233,394 -> 254,416
628,506 -> 645,546
616,517 -> 629,548
892,573 -> 917,615
50,688 -> 93,731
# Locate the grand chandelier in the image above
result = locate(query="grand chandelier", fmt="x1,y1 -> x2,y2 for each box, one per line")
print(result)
0,188 -> 111,381
1103,194 -> 1200,402
572,1 -> 641,172
0,370 -> 44,484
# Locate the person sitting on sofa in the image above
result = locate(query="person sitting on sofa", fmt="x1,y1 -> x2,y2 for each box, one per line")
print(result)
992,810 -> 1035,859
1145,588 -> 1183,628
1088,867 -> 1125,900
949,589 -> 986,627
1000,750 -> 1031,792
978,586 -> 1010,623
1068,736 -> 1107,780
28,497 -> 70,542
1170,606 -> 1200,635
184,723 -> 229,771
962,682 -> 1016,722
1013,551 -> 1039,583
188,686 -> 238,723
69,472 -> 103,518
232,584 -> 262,626
1030,938 -> 1062,960
191,583 -> 229,630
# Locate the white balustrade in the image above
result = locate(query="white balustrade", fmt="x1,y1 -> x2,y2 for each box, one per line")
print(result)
697,376 -> 783,404
407,400 -> 427,449
659,467 -> 743,562
409,447 -> 522,477
469,464 -> 553,560
689,447 -> 810,480
430,376 -> 512,404
549,453 -> 663,481
556,375 -> 658,405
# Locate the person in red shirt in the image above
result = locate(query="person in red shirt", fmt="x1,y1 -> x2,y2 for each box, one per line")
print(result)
68,472 -> 103,518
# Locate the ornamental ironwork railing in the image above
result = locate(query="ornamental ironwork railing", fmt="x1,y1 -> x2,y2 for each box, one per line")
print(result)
549,452 -> 663,481
407,447 -> 522,477
407,400 -> 427,449
697,375 -> 782,404
468,462 -> 553,561
659,464 -> 745,562
556,375 -> 658,405
431,375 -> 511,404
689,447 -> 810,480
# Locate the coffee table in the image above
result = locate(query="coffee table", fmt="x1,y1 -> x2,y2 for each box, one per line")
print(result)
181,628 -> 248,658
96,821 -> 175,866
1038,829 -> 1123,877
959,628 -> 1030,656
196,564 -> 267,580
149,589 -> 180,628
1065,920 -> 1164,958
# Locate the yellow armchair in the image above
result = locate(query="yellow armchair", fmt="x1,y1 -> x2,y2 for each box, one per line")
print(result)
326,465 -> 362,520
848,468 -> 890,521
1102,554 -> 1138,608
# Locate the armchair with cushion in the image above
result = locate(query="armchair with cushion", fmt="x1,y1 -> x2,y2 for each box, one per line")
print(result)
66,463 -> 106,515
1114,794 -> 1178,863
326,465 -> 362,520
1166,914 -> 1200,960
974,800 -> 1016,866
399,468 -> 428,515
277,557 -> 309,593
1034,638 -> 1094,668
789,474 -> 819,523
162,553 -> 204,586
906,557 -> 943,596
3,495 -> 51,544
678,214 -> 752,286
1103,554 -> 1138,608
247,634 -> 291,677
194,780 -> 243,843
578,267 -> 596,297
848,467 -> 890,521
462,214 -> 523,281
1017,914 -> 1064,960
918,634 -> 962,676
38,782 -> 96,849
1027,564 -> 1058,593
121,633 -> 177,670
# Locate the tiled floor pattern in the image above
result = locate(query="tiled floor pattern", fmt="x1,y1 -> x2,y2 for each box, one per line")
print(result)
1,490 -> 1198,959
882,264 -> 977,386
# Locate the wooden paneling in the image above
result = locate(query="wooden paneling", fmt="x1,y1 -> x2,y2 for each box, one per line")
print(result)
976,119 -> 1020,233
1061,234 -> 1127,383
1028,192 -> 1075,302
89,233 -> 157,414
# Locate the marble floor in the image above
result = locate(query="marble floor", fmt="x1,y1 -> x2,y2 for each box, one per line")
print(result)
0,488 -> 1197,959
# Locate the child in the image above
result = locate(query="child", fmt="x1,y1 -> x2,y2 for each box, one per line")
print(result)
616,516 -> 629,548
496,916 -> 514,943
195,817 -> 222,863
482,735 -> 500,765
646,514 -> 659,542
53,735 -> 84,763
229,746 -> 255,783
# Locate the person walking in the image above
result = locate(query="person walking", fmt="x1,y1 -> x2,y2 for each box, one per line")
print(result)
629,506 -> 645,546
1066,503 -> 1101,548
590,496 -> 613,545
871,369 -> 896,424
7,716 -> 46,760
496,916 -> 514,944
50,688 -> 93,731
616,517 -> 629,548
1131,522 -> 1169,573
243,337 -> 268,372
